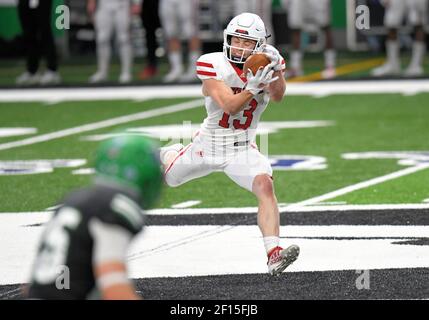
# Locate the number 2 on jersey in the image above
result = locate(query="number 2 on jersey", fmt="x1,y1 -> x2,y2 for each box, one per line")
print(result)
218,99 -> 258,130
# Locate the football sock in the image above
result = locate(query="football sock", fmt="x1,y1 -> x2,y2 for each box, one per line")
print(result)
324,49 -> 336,69
290,50 -> 302,71
263,236 -> 279,255
97,40 -> 110,76
169,51 -> 183,71
188,50 -> 201,72
409,41 -> 426,69
386,40 -> 400,66
119,38 -> 132,77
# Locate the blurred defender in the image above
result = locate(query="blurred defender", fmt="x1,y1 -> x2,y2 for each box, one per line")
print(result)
283,0 -> 336,79
27,135 -> 162,299
234,0 -> 275,44
87,0 -> 141,83
160,13 -> 300,276
159,0 -> 201,82
15,0 -> 61,85
371,0 -> 427,77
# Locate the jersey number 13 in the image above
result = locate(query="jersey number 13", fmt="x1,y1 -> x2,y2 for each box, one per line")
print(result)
218,99 -> 258,130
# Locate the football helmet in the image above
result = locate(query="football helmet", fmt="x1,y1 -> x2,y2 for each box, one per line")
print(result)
223,12 -> 268,64
95,134 -> 163,209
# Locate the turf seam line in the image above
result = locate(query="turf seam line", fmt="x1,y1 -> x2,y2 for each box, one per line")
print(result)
0,99 -> 204,152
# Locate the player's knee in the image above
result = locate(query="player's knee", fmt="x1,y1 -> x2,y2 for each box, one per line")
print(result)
117,33 -> 130,45
164,172 -> 181,188
253,174 -> 274,198
97,33 -> 110,45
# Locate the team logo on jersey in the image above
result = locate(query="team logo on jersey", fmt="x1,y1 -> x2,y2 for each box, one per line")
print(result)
269,155 -> 327,171
0,159 -> 86,175
342,152 -> 429,166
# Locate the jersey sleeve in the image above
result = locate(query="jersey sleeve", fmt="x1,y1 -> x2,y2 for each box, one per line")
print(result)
88,217 -> 132,265
96,193 -> 145,236
196,54 -> 222,81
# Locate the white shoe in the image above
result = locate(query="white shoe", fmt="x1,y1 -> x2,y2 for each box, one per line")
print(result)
163,67 -> 183,83
15,72 -> 40,85
321,67 -> 336,79
119,73 -> 132,84
403,65 -> 424,77
371,62 -> 401,77
267,245 -> 300,276
39,70 -> 61,85
179,70 -> 197,83
89,71 -> 107,84
160,143 -> 184,167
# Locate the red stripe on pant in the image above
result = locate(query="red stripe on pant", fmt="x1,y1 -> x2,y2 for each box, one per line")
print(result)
165,143 -> 193,174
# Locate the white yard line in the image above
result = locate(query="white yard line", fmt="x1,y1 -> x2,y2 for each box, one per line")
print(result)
0,85 -> 203,103
0,99 -> 204,152
1,80 -> 429,103
171,200 -> 202,209
285,164 -> 429,210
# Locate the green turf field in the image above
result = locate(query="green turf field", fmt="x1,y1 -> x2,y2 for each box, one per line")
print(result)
1,89 -> 428,212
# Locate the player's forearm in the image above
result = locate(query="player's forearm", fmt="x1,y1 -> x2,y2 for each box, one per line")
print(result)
268,71 -> 286,102
221,90 -> 254,115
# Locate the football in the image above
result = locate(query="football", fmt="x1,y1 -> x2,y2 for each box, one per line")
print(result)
243,53 -> 271,76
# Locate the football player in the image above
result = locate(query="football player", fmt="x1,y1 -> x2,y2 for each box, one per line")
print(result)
26,135 -> 163,299
283,0 -> 336,79
87,0 -> 142,84
371,0 -> 427,77
159,0 -> 201,82
160,13 -> 300,276
234,0 -> 275,44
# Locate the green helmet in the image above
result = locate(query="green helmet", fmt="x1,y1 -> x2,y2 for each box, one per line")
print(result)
95,134 -> 163,209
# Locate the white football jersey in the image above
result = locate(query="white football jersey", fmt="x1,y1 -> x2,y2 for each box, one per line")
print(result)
196,52 -> 285,152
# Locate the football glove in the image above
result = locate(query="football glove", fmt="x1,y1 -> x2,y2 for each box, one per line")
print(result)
245,65 -> 279,95
263,44 -> 284,72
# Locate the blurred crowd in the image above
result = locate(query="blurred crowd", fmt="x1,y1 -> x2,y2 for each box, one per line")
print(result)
13,0 -> 428,86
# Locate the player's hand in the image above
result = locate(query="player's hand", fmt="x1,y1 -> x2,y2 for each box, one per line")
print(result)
263,44 -> 284,72
245,65 -> 279,95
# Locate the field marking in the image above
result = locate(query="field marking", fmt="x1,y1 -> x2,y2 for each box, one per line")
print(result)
148,203 -> 429,215
0,99 -> 204,152
0,128 -> 37,138
3,203 -> 429,217
1,80 -> 429,103
171,200 -> 202,209
0,85 -> 203,103
1,223 -> 428,284
289,57 -> 385,83
0,287 -> 22,299
286,164 -> 429,210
